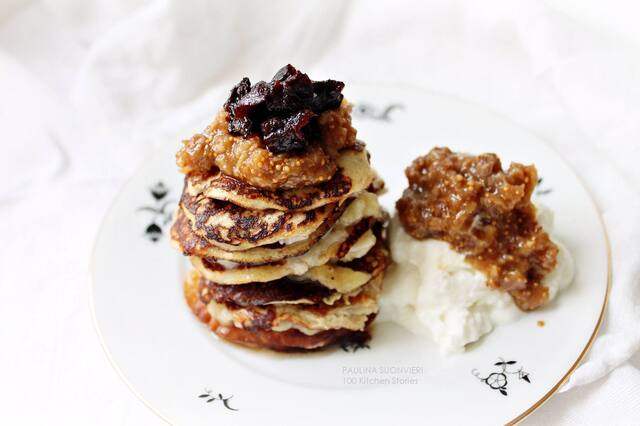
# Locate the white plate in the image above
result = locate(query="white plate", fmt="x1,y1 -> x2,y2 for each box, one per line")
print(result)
91,84 -> 610,425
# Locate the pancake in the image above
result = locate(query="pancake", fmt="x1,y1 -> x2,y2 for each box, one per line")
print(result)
199,276 -> 340,306
184,270 -> 373,351
171,200 -> 352,264
170,202 -> 346,264
201,271 -> 382,335
197,266 -> 378,307
191,224 -> 378,286
180,190 -> 341,252
188,191 -> 383,285
194,239 -> 387,296
185,147 -> 373,212
205,274 -> 381,336
209,321 -> 371,352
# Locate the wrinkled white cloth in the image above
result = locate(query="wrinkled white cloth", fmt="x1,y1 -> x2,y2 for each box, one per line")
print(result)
1,0 -> 639,424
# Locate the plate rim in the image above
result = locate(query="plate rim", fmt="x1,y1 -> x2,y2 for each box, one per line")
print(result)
506,213 -> 610,425
89,83 -> 612,426
89,282 -> 174,424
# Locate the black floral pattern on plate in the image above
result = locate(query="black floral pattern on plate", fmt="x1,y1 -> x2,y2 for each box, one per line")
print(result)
536,177 -> 553,196
472,358 -> 531,396
353,103 -> 404,122
137,181 -> 176,242
340,341 -> 370,353
198,389 -> 238,411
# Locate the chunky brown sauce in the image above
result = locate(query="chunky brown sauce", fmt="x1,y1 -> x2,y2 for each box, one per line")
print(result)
176,103 -> 356,191
396,147 -> 558,310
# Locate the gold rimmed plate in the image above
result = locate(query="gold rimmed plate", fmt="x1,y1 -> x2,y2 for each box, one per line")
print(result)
91,83 -> 609,425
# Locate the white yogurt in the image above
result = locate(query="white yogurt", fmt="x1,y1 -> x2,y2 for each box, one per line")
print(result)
379,204 -> 574,354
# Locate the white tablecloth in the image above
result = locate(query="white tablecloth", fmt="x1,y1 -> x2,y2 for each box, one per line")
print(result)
2,0 -> 639,424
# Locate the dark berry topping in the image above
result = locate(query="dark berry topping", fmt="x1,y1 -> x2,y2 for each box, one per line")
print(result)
261,110 -> 317,154
223,65 -> 344,153
311,80 -> 345,112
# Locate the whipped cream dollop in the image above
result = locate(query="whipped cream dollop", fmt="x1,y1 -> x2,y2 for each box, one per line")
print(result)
379,204 -> 574,354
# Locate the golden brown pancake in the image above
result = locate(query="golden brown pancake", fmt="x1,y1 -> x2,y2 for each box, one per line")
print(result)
190,218 -> 387,290
180,189 -> 340,252
186,192 -> 384,286
210,317 -> 372,352
185,147 -> 373,212
185,240 -> 389,335
190,226 -> 378,286
184,270 -> 377,351
205,274 -> 382,334
170,202 -> 347,264
199,276 -> 338,306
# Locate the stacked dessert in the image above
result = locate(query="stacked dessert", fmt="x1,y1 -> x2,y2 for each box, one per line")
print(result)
171,65 -> 388,351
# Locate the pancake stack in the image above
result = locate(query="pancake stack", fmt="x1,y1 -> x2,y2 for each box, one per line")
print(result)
170,67 -> 388,351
